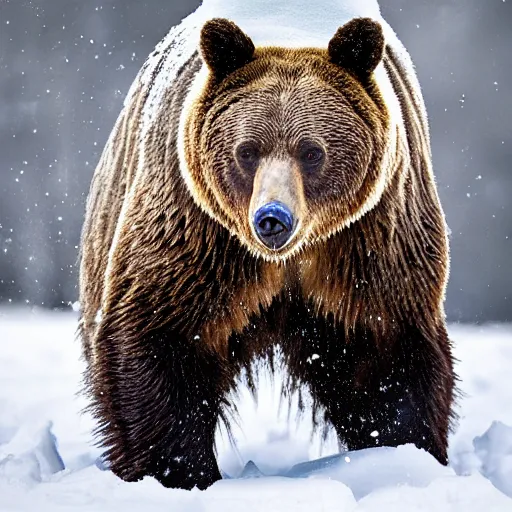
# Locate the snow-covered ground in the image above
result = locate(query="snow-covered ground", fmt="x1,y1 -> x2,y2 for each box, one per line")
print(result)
0,308 -> 511,511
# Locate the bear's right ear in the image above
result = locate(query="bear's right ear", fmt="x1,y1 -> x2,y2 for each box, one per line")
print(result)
200,18 -> 255,81
328,17 -> 385,81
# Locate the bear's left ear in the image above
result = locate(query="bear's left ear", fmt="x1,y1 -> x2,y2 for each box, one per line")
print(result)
200,18 -> 255,81
328,17 -> 385,80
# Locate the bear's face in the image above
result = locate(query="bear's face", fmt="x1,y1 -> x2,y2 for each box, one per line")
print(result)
181,18 -> 390,261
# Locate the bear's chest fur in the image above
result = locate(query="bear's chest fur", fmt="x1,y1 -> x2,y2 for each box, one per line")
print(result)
200,230 -> 393,354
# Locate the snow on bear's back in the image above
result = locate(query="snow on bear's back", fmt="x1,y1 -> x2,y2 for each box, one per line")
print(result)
200,0 -> 382,48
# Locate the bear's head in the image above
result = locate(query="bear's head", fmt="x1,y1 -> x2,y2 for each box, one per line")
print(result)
180,17 -> 390,261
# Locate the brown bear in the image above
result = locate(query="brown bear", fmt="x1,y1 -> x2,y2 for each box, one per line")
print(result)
79,14 -> 455,491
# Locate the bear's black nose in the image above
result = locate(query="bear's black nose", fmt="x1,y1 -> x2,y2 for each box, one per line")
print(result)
253,202 -> 294,250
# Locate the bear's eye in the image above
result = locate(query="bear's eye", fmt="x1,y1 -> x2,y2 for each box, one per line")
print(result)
298,143 -> 325,170
236,143 -> 260,171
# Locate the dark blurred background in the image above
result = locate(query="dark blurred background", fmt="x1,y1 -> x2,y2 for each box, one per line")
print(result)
0,0 -> 510,322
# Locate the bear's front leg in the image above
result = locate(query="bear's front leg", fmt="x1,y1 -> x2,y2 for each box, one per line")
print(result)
337,323 -> 456,465
287,318 -> 455,465
88,320 -> 226,490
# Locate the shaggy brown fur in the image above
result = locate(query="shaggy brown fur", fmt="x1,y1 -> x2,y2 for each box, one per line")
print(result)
79,17 -> 455,490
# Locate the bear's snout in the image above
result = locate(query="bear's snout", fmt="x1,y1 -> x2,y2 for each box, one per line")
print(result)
253,202 -> 294,250
249,158 -> 305,254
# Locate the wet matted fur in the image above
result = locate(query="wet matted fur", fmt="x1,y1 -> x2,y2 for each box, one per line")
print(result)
79,17 -> 456,490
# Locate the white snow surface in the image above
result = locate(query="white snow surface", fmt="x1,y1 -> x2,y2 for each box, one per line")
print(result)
0,308 -> 512,511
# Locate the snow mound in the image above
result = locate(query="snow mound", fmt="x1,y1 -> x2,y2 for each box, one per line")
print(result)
285,444 -> 453,500
473,421 -> 512,498
0,422 -> 64,487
